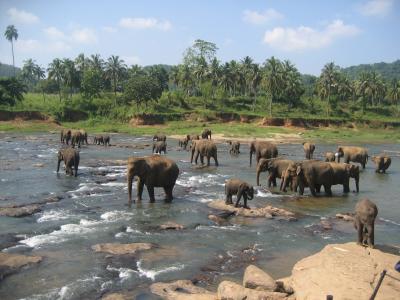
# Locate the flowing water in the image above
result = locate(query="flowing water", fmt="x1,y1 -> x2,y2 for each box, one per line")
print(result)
0,132 -> 399,299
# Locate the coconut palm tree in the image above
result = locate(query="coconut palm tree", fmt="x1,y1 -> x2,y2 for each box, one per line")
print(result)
240,56 -> 254,96
21,58 -> 36,87
281,60 -> 303,110
219,62 -> 234,96
262,56 -> 283,117
48,58 -> 64,101
105,55 -> 127,103
179,64 -> 193,97
209,58 -> 220,98
317,62 -> 340,117
249,64 -> 262,111
89,54 -> 104,73
388,79 -> 400,107
33,64 -> 46,102
62,58 -> 77,99
4,25 -> 18,76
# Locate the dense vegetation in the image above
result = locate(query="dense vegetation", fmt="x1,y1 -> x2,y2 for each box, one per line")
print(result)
341,60 -> 400,82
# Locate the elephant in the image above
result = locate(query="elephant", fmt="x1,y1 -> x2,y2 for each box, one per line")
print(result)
256,158 -> 294,189
336,146 -> 368,169
57,148 -> 80,177
103,135 -> 110,146
228,141 -> 240,155
225,178 -> 254,209
325,152 -> 336,162
153,133 -> 167,142
201,128 -> 212,139
153,141 -> 167,154
354,199 -> 378,248
371,155 -> 391,173
60,129 -> 72,144
249,141 -> 278,166
190,140 -> 219,166
127,155 -> 179,204
79,129 -> 88,145
303,142 -> 315,159
281,161 -> 334,196
94,135 -> 104,145
70,130 -> 82,148
323,162 -> 360,193
178,136 -> 189,150
188,134 -> 200,141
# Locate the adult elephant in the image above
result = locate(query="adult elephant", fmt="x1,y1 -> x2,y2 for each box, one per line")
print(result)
127,155 -> 179,204
228,141 -> 240,155
336,146 -> 368,169
256,158 -> 293,189
303,142 -> 316,159
325,162 -> 360,193
57,148 -> 80,177
282,161 -> 334,196
71,130 -> 82,148
94,135 -> 104,145
153,133 -> 167,142
79,129 -> 88,145
60,129 -> 71,144
249,141 -> 278,166
187,134 -> 200,141
191,140 -> 218,166
201,129 -> 212,139
371,155 -> 391,173
178,138 -> 189,150
325,152 -> 336,162
153,141 -> 167,154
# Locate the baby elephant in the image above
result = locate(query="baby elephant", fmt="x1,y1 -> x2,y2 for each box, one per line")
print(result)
57,148 -> 80,177
354,199 -> 378,248
225,179 -> 254,209
228,141 -> 240,155
325,152 -> 336,162
371,155 -> 391,173
153,141 -> 167,154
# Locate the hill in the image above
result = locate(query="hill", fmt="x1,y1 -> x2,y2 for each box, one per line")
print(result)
0,62 -> 21,77
341,60 -> 400,81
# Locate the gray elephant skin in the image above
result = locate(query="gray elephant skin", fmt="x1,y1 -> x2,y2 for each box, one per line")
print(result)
94,135 -> 110,146
228,141 -> 240,155
225,178 -> 254,209
153,141 -> 167,154
201,128 -> 212,139
303,142 -> 315,159
127,155 -> 179,204
371,155 -> 391,173
249,141 -> 278,166
256,158 -> 293,189
327,162 -> 360,193
190,140 -> 219,166
153,133 -> 167,142
354,199 -> 378,248
336,146 -> 368,169
57,148 -> 80,177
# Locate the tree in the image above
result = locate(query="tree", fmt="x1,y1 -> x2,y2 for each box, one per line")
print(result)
124,74 -> 162,108
81,68 -> 103,99
62,58 -> 78,99
48,58 -> 64,101
4,25 -> 18,76
105,55 -> 126,103
183,39 -> 218,67
33,64 -> 46,102
317,62 -> 340,117
21,58 -> 36,88
0,77 -> 26,105
262,57 -> 283,117
281,60 -> 303,109
388,79 -> 400,107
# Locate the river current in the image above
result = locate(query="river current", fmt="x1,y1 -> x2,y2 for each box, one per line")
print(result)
0,132 -> 399,299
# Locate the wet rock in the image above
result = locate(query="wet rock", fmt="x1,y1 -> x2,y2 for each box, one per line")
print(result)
243,265 -> 278,292
217,281 -> 288,300
138,246 -> 180,263
320,219 -> 333,230
32,163 -> 45,167
0,252 -> 42,280
160,222 -> 184,230
150,280 -> 216,300
208,214 -> 226,225
92,243 -> 154,255
0,234 -> 24,251
276,277 -> 294,295
290,242 -> 400,300
101,292 -> 136,300
0,204 -> 41,217
336,212 -> 355,222
208,200 -> 296,220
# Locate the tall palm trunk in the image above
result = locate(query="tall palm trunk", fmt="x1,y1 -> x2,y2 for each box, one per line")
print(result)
57,79 -> 62,102
269,94 -> 273,117
11,41 -> 15,77
113,76 -> 117,106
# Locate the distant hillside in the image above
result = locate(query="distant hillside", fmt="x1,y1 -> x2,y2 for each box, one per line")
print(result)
341,60 -> 400,81
0,62 -> 21,77
143,64 -> 173,73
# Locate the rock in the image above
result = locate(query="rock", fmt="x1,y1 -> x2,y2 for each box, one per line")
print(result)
0,204 -> 41,217
208,214 -> 225,225
92,243 -> 154,255
101,292 -> 135,300
0,234 -> 24,251
0,252 -> 42,280
320,219 -> 333,230
32,163 -> 45,167
290,242 -> 400,300
150,280 -> 216,300
276,277 -> 294,294
217,281 -> 288,300
160,222 -> 185,230
243,265 -> 278,292
336,213 -> 355,222
208,200 -> 296,220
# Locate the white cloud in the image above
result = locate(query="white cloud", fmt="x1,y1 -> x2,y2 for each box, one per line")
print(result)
102,26 -> 117,33
44,27 -> 66,40
7,7 -> 39,24
243,8 -> 283,25
122,55 -> 141,65
48,41 -> 72,53
44,26 -> 97,45
15,39 -> 41,52
71,28 -> 98,44
263,19 -> 360,51
119,17 -> 172,31
358,0 -> 393,16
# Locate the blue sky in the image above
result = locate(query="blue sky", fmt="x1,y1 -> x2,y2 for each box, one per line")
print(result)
0,0 -> 399,75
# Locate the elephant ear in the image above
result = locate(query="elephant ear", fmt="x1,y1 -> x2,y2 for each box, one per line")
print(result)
296,165 -> 302,175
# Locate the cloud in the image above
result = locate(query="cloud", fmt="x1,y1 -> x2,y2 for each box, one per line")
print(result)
71,28 -> 98,44
119,17 -> 172,31
263,19 -> 360,51
7,7 -> 39,24
15,39 -> 41,52
121,55 -> 141,65
102,26 -> 117,33
44,27 -> 66,40
243,8 -> 283,25
358,0 -> 393,16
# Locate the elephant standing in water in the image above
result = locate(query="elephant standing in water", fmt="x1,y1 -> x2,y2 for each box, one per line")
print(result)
79,129 -> 88,145
70,130 -> 82,148
228,141 -> 240,155
256,158 -> 294,189
178,138 -> 189,150
303,142 -> 315,159
57,148 -> 80,177
201,129 -> 212,139
61,129 -> 72,144
153,141 -> 167,154
153,133 -> 167,142
325,152 -> 336,162
336,146 -> 368,169
325,162 -> 360,193
191,140 -> 219,166
354,199 -> 378,248
127,155 -> 179,204
371,155 -> 391,173
225,179 -> 254,209
249,141 -> 278,166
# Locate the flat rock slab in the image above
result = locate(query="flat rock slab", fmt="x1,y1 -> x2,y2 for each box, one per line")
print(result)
150,280 -> 216,300
218,281 -> 288,300
290,242 -> 400,300
92,243 -> 154,255
0,252 -> 42,280
101,292 -> 136,300
0,204 -> 41,217
208,200 -> 296,220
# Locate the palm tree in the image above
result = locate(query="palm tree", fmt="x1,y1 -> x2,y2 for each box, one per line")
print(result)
62,58 -> 77,99
209,58 -> 220,99
4,25 -> 18,76
89,54 -> 104,73
21,58 -> 36,87
219,62 -> 234,96
105,55 -> 126,104
317,62 -> 340,117
33,64 -> 46,102
169,66 -> 180,89
262,56 -> 283,117
48,58 -> 64,101
240,56 -> 254,96
179,64 -> 193,97
249,64 -> 262,111
281,60 -> 303,110
388,79 -> 400,107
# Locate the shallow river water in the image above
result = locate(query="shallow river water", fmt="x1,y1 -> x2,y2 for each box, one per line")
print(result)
0,132 -> 399,299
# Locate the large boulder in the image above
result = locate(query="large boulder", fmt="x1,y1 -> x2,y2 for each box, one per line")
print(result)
91,243 -> 154,255
290,242 -> 400,300
0,204 -> 41,217
217,281 -> 288,300
150,280 -> 216,300
243,265 -> 278,292
0,252 -> 42,280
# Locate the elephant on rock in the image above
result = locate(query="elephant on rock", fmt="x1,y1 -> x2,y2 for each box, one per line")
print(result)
256,158 -> 294,189
336,146 -> 368,169
249,141 -> 278,166
191,140 -> 219,166
354,199 -> 378,248
225,179 -> 254,209
303,142 -> 315,159
127,155 -> 179,204
371,155 -> 391,173
57,148 -> 80,177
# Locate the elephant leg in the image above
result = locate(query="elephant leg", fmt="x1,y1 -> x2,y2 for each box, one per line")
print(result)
74,162 -> 78,177
206,156 -> 210,166
315,184 -> 321,193
195,151 -> 200,164
200,154 -> 204,165
366,224 -> 374,248
324,185 -> 332,196
243,195 -> 250,209
343,182 -> 350,193
214,155 -> 219,166
164,186 -> 173,203
226,194 -> 233,205
309,185 -> 317,197
267,175 -> 272,187
235,191 -> 243,208
137,179 -> 144,202
147,185 -> 155,203
356,221 -> 364,245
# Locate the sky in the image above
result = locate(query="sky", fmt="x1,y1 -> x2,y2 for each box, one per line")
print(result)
0,0 -> 399,75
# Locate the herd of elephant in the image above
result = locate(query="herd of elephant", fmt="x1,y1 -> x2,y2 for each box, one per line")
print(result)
55,128 -> 391,248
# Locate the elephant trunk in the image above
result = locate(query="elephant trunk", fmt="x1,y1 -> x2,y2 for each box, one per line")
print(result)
250,150 -> 253,166
57,158 -> 62,173
256,168 -> 261,186
127,172 -> 133,205
355,174 -> 360,193
281,171 -> 290,192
